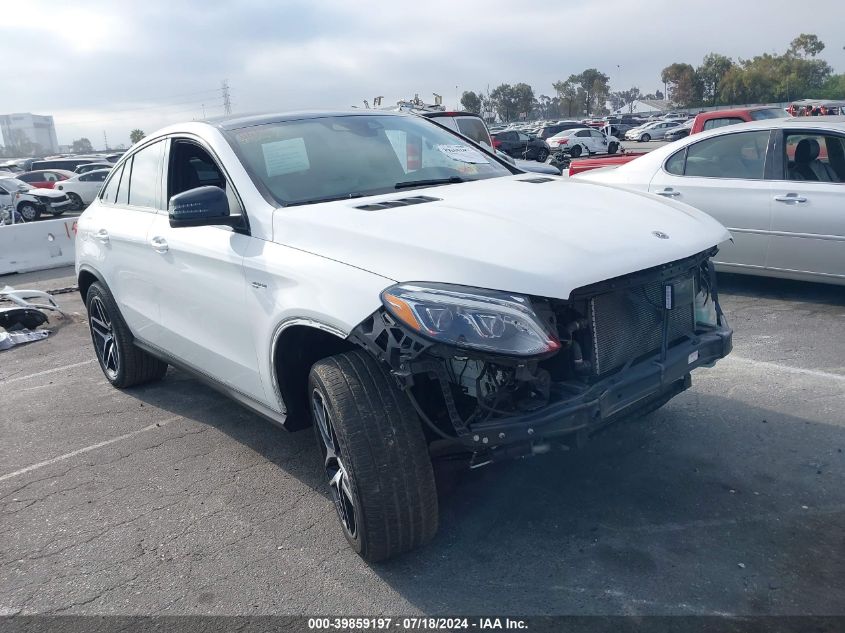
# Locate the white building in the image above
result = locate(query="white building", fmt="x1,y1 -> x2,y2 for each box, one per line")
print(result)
0,113 -> 59,154
613,99 -> 672,115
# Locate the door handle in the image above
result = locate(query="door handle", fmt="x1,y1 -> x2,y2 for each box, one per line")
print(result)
774,194 -> 807,204
149,236 -> 169,253
656,189 -> 681,197
94,229 -> 109,243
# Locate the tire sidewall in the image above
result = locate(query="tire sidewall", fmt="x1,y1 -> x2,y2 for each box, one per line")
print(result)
86,282 -> 131,387
18,203 -> 39,221
308,370 -> 367,556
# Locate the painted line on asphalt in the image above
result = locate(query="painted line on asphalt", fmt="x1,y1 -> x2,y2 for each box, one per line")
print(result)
726,355 -> 845,383
0,415 -> 182,483
0,359 -> 96,385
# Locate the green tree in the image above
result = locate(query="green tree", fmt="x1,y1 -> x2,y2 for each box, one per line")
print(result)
129,129 -> 145,144
697,53 -> 733,106
661,63 -> 701,107
789,33 -> 825,58
609,87 -> 641,112
578,68 -> 610,115
718,36 -> 832,104
460,90 -> 482,114
552,77 -> 579,117
512,82 -> 535,120
490,84 -> 517,122
72,137 -> 94,154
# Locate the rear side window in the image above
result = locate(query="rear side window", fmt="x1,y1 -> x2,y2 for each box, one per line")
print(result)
127,141 -> 165,208
665,148 -> 687,175
702,117 -> 744,131
455,118 -> 491,147
682,130 -> 770,180
100,163 -> 124,204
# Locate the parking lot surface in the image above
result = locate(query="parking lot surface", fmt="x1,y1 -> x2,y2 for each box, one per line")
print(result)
0,266 -> 843,615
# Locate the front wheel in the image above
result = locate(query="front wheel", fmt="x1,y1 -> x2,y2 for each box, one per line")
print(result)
309,350 -> 438,562
641,133 -> 651,142
66,192 -> 83,211
535,149 -> 549,162
18,203 -> 40,222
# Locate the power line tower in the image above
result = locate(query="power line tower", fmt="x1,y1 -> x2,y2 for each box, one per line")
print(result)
103,131 -> 109,151
222,79 -> 232,116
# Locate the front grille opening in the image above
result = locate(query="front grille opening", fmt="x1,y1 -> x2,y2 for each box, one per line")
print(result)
589,277 -> 695,376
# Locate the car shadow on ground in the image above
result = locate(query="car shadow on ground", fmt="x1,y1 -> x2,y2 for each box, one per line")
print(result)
717,272 -> 845,307
128,373 -> 845,614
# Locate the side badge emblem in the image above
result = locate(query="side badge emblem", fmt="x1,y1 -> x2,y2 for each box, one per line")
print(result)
652,231 -> 669,240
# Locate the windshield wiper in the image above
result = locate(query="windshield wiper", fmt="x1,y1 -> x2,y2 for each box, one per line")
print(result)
394,176 -> 465,189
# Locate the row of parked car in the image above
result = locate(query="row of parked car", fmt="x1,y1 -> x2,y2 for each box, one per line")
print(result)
0,155 -> 118,221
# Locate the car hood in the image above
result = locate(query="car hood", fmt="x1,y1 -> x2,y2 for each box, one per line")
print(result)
28,187 -> 65,197
274,175 -> 730,300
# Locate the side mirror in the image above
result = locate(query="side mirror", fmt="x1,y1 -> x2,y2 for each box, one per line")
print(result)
168,186 -> 238,228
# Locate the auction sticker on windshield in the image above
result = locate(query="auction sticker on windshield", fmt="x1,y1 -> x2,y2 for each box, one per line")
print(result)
262,138 -> 310,177
437,144 -> 489,164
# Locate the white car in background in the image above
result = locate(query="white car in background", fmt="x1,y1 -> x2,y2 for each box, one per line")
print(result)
547,127 -> 620,157
625,120 -> 683,142
0,176 -> 73,221
55,169 -> 110,210
575,117 -> 845,285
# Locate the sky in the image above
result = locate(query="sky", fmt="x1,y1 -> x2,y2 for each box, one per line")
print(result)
3,0 -> 844,148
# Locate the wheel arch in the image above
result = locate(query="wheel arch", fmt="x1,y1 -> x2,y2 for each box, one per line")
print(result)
77,265 -> 106,303
271,320 -> 358,430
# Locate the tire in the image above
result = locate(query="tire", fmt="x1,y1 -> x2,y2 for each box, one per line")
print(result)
86,282 -> 168,388
569,145 -> 582,158
17,203 -> 40,222
309,350 -> 438,562
66,192 -> 83,211
641,133 -> 651,142
608,142 -> 618,155
535,149 -> 549,163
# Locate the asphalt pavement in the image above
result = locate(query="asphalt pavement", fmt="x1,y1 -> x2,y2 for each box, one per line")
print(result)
0,266 -> 843,615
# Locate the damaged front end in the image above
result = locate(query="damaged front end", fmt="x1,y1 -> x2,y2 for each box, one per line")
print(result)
350,248 -> 732,466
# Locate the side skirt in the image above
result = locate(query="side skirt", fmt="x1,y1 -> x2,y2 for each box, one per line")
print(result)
133,339 -> 291,431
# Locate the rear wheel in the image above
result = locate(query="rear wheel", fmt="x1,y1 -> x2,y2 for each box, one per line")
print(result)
86,282 -> 168,388
18,203 -> 40,222
536,149 -> 549,162
569,145 -> 582,158
608,142 -> 618,154
309,350 -> 438,562
641,133 -> 651,142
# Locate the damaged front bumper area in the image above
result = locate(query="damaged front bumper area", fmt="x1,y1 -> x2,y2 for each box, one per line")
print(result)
351,249 -> 732,464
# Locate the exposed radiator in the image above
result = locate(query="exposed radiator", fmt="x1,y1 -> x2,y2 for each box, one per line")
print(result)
589,276 -> 695,375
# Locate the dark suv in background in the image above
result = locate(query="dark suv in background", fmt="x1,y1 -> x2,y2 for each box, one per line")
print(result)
492,130 -> 551,162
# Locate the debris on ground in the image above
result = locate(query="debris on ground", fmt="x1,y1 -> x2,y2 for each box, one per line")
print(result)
0,328 -> 50,350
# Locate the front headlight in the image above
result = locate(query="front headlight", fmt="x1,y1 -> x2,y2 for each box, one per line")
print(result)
380,283 -> 560,357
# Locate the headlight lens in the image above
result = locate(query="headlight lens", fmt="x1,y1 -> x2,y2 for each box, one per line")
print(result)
381,283 -> 559,356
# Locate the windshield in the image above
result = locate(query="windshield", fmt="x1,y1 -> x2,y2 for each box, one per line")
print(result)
0,178 -> 31,191
751,108 -> 789,120
227,114 -> 512,205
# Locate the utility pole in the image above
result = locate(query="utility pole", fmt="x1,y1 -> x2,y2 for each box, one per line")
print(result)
222,79 -> 232,116
103,131 -> 108,151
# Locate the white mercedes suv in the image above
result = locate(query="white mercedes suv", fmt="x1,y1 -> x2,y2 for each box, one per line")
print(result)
76,111 -> 733,561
